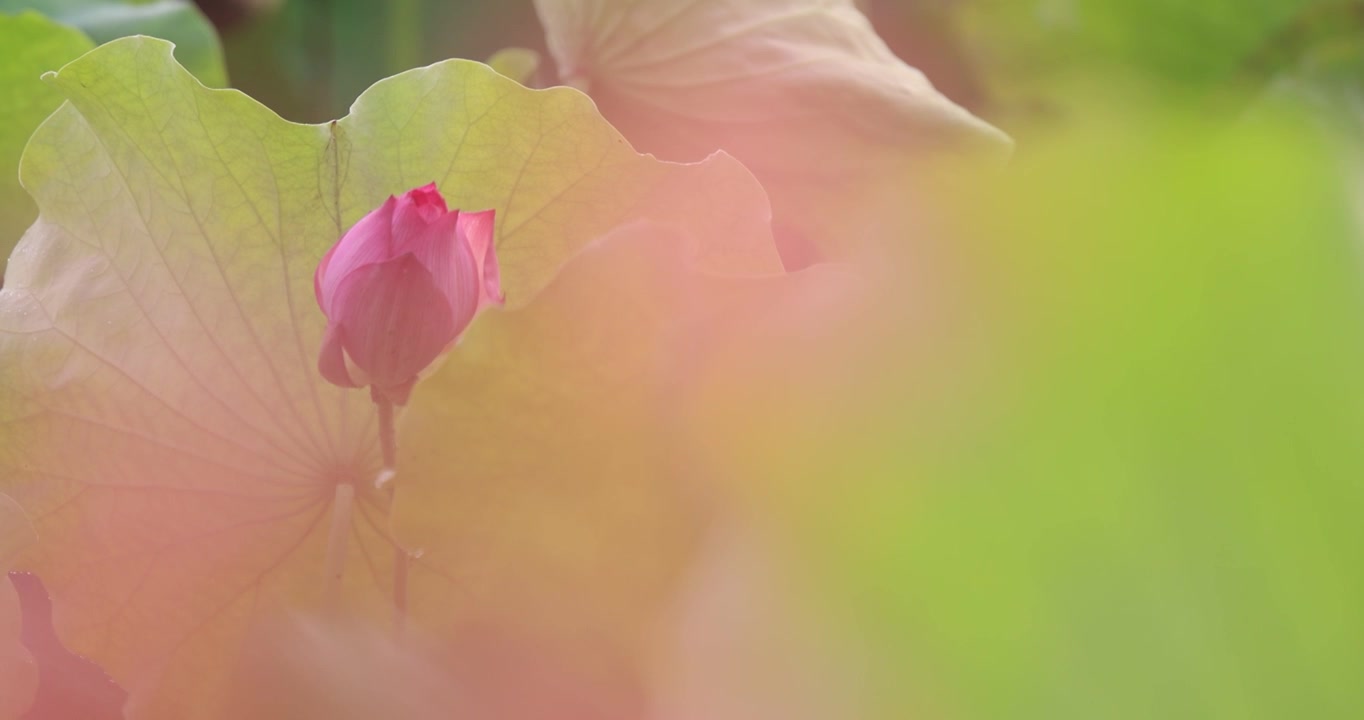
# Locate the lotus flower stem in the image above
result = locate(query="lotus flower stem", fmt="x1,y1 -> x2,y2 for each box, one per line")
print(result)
377,396 -> 397,470
375,396 -> 410,632
314,183 -> 501,631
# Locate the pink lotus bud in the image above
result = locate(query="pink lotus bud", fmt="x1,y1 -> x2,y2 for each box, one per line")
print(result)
314,183 -> 503,405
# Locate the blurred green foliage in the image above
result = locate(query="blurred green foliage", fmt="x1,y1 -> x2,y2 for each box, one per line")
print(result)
0,0 -> 226,85
802,108 -> 1364,718
954,0 -> 1364,126
0,11 -> 92,268
220,0 -> 545,121
485,47 -> 540,86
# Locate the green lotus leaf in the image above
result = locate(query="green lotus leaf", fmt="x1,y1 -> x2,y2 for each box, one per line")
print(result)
0,36 -> 777,718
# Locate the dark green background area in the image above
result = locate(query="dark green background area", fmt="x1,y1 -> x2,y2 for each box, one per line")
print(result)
204,0 -> 1364,128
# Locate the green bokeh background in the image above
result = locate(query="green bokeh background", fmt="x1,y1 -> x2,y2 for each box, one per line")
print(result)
860,111 -> 1364,718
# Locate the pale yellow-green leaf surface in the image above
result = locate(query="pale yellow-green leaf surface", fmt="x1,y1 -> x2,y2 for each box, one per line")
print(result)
534,0 -> 1012,264
0,36 -> 777,718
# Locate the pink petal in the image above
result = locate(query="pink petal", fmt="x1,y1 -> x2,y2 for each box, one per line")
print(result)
331,252 -> 459,402
317,323 -> 358,389
393,199 -> 456,256
315,195 -> 398,315
391,183 -> 450,250
407,183 -> 448,220
458,209 -> 504,307
314,243 -> 338,311
400,210 -> 480,332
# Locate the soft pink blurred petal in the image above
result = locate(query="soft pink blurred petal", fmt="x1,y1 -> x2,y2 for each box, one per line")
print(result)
1,496 -> 36,720
648,519 -> 872,720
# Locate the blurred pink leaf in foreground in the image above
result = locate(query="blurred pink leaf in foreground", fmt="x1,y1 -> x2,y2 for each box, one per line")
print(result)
1,494 -> 37,720
534,0 -> 1011,265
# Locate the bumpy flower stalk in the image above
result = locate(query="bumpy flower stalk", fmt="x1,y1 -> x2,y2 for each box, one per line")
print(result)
374,395 -> 408,629
314,183 -> 503,613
